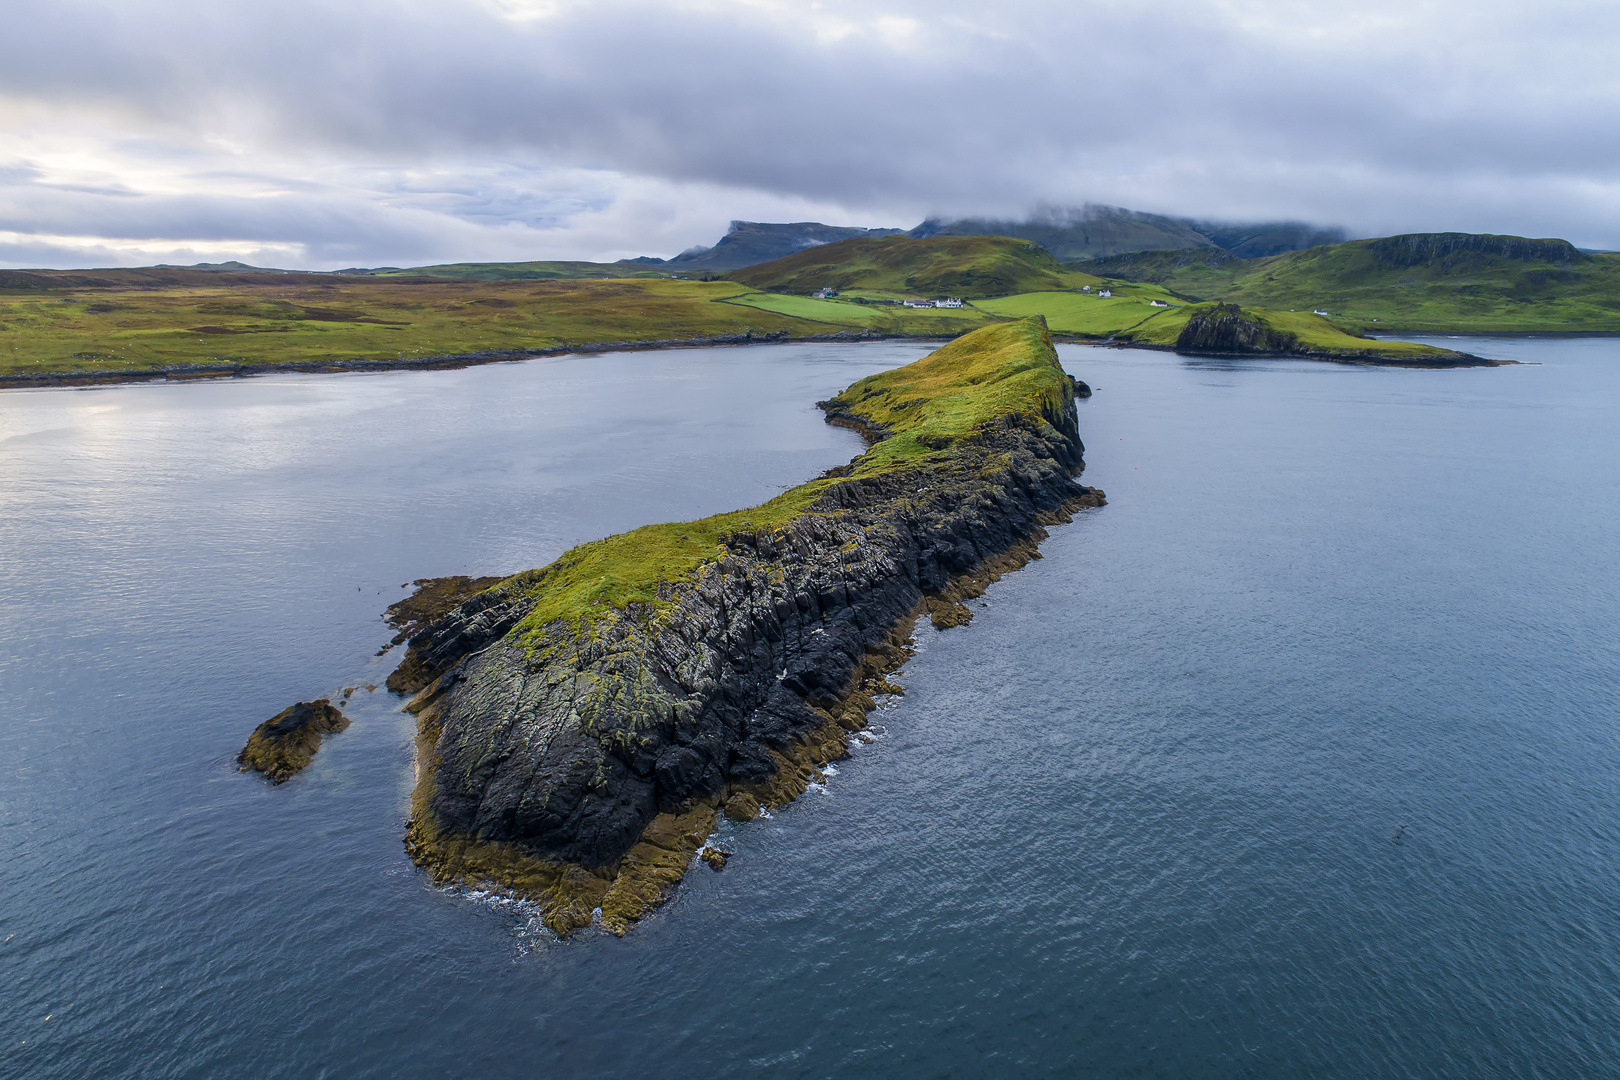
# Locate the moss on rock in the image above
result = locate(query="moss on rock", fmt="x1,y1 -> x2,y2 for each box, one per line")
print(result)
238,699 -> 350,783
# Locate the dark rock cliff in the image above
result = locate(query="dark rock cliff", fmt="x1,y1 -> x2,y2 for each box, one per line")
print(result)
1174,303 -> 1295,355
1367,232 -> 1586,270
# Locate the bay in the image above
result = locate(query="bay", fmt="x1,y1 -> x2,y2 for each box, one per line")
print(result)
2,336 -> 1618,1078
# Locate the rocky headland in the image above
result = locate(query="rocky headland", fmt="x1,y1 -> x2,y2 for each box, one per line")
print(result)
388,317 -> 1104,935
1169,303 -> 1499,367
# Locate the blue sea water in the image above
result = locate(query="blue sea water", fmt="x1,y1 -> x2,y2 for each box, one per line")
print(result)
2,337 -> 1618,1078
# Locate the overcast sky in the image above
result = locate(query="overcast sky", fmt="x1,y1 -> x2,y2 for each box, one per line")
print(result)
4,0 -> 1618,269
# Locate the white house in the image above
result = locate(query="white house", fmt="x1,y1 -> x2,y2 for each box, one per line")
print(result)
812,287 -> 837,299
1149,300 -> 1168,307
934,298 -> 963,308
902,299 -> 933,308
1313,309 -> 1329,316
1097,289 -> 1113,298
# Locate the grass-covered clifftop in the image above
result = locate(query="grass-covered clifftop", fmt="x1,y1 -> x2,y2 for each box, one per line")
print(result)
396,317 -> 1101,936
490,318 -> 1078,639
1081,232 -> 1620,333
1111,302 -> 1489,365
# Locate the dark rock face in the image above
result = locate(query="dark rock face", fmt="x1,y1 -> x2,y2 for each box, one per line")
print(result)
1367,232 -> 1585,270
238,699 -> 350,783
399,405 -> 1102,872
1175,303 -> 1295,355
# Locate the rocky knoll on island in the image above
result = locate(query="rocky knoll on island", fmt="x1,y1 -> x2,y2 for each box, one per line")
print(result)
388,317 -> 1104,935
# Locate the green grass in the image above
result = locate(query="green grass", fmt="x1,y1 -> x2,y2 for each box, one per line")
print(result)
974,289 -> 1183,336
506,318 -> 1068,642
1086,235 -> 1620,333
729,235 -> 1101,298
720,291 -> 991,332
0,277 -> 874,378
823,317 -> 1074,472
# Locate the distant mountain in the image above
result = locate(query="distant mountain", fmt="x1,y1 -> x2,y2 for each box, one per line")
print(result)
151,260 -> 289,273
631,221 -> 904,272
910,206 -> 1212,260
1180,220 -> 1347,259
728,234 -> 1079,297
909,205 -> 1346,261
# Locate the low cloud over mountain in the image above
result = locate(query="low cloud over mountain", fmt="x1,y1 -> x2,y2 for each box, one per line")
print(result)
3,0 -> 1618,268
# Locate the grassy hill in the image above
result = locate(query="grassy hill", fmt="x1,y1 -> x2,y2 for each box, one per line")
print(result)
910,207 -> 1214,261
0,275 -> 905,381
1084,232 -> 1620,333
728,235 -> 1095,297
338,260 -> 675,281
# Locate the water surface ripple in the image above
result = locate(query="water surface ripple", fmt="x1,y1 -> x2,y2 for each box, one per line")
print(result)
2,338 -> 1618,1078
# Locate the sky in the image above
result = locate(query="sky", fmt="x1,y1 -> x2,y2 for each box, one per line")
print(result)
4,0 -> 1619,270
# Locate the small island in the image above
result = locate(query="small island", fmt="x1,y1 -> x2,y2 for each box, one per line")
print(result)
238,699 -> 351,783
388,317 -> 1104,935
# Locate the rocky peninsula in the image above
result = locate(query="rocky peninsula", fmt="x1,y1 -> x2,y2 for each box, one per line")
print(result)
389,317 -> 1104,935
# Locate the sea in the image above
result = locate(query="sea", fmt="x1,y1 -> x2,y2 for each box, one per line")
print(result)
2,336 -> 1618,1078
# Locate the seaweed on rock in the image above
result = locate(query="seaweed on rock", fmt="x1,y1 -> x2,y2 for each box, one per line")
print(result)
391,317 -> 1104,935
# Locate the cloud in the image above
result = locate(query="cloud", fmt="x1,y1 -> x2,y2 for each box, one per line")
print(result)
3,0 -> 1619,268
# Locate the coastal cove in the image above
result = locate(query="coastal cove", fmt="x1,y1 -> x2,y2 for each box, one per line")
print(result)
4,337 -> 1620,1076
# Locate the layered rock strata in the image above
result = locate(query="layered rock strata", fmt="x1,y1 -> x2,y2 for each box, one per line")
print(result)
392,318 -> 1104,935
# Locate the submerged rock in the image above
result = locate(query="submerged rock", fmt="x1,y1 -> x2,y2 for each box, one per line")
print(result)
238,699 -> 350,783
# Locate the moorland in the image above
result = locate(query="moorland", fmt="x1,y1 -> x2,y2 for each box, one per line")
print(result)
3,228 -> 1607,385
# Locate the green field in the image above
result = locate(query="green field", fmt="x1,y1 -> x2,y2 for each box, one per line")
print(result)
720,291 -> 990,332
0,275 -> 854,379
974,289 -> 1181,336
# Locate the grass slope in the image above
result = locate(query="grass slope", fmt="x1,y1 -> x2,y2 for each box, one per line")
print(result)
0,276 -> 870,379
1086,233 -> 1620,333
974,289 -> 1181,336
719,291 -> 990,333
504,318 -> 1070,641
729,235 -> 1097,298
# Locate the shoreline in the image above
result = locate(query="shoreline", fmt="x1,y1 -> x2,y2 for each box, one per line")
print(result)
1082,338 -> 1514,368
0,329 -> 936,391
2,322 -> 1546,391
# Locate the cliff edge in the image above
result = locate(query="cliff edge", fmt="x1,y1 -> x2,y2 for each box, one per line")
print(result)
391,318 -> 1104,935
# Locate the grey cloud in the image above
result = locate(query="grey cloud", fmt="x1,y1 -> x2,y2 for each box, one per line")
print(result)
4,0 -> 1620,265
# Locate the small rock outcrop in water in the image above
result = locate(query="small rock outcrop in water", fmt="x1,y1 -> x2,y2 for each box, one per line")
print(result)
391,318 -> 1105,936
238,700 -> 350,783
